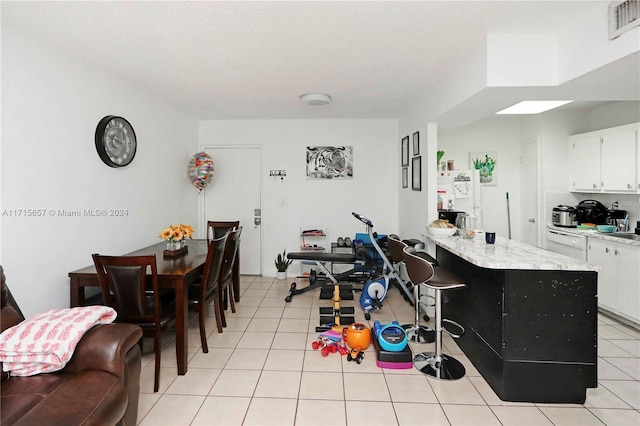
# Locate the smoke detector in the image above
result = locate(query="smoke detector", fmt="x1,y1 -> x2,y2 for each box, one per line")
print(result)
299,93 -> 332,106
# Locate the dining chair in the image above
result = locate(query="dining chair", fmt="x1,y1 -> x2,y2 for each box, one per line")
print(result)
219,227 -> 242,328
92,254 -> 175,393
206,220 -> 239,242
188,232 -> 229,353
206,220 -> 241,304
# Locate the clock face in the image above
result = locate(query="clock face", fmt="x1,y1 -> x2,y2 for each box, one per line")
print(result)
95,116 -> 137,167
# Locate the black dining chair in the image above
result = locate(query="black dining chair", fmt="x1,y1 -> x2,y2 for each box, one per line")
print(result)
92,254 -> 176,393
219,227 -> 242,328
188,232 -> 228,353
207,220 -> 241,304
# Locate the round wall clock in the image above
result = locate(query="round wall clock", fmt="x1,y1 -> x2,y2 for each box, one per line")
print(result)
95,115 -> 137,167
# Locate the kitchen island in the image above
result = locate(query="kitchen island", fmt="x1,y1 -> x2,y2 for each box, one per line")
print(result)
426,234 -> 599,403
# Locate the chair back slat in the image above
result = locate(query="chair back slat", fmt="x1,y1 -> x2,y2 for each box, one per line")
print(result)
387,234 -> 407,264
105,264 -> 148,317
402,246 -> 435,286
221,227 -> 242,283
201,233 -> 228,300
206,220 -> 239,242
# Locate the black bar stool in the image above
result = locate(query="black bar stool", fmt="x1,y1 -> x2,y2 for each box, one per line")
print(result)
387,235 -> 434,344
403,246 -> 466,380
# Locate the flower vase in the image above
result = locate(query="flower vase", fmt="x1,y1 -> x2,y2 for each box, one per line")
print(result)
164,240 -> 187,257
276,271 -> 287,280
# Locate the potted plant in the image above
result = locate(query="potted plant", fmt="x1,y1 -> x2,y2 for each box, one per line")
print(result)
274,250 -> 293,280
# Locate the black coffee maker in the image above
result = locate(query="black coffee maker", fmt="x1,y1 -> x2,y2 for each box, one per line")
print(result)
438,210 -> 465,225
576,200 -> 608,224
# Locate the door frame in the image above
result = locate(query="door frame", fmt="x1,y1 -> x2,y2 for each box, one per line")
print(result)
198,144 -> 263,276
520,138 -> 541,247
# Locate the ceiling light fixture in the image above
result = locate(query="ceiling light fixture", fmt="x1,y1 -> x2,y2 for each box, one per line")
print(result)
496,100 -> 574,115
299,93 -> 332,106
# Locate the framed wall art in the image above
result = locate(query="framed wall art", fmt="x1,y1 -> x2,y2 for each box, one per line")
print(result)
469,151 -> 497,185
412,131 -> 420,156
402,167 -> 408,188
401,136 -> 409,167
412,156 -> 422,191
306,146 -> 353,180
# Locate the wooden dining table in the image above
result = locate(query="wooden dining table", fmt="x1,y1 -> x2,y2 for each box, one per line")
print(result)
68,239 -> 209,375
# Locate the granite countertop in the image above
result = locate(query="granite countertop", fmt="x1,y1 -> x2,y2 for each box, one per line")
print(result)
427,233 -> 599,272
546,225 -> 640,247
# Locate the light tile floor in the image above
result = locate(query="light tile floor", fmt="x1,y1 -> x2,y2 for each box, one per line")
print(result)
137,276 -> 640,425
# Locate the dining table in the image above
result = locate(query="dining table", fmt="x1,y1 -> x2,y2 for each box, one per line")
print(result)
68,239 -> 209,375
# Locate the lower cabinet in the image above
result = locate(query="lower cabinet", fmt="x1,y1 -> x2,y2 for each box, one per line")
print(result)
588,238 -> 640,324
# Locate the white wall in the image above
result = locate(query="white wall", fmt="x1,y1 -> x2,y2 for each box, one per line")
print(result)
198,119 -> 399,276
438,117 -> 525,239
1,28 -> 199,317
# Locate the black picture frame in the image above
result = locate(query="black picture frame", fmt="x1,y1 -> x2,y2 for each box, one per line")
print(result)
402,167 -> 408,188
412,131 -> 420,156
401,136 -> 409,167
412,156 -> 422,191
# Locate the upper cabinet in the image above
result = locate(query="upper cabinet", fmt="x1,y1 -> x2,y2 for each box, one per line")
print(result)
569,123 -> 639,194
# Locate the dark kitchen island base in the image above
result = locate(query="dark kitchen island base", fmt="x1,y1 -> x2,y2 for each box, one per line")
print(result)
437,246 -> 598,404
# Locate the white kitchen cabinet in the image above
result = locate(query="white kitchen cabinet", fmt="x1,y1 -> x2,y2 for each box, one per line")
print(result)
569,122 -> 639,194
569,133 -> 601,191
601,126 -> 638,192
616,244 -> 640,323
588,238 -> 640,324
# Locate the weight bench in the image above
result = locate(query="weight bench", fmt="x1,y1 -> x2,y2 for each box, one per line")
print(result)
284,251 -> 358,302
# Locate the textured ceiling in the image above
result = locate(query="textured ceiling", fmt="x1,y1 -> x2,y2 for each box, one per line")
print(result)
2,1 -> 633,122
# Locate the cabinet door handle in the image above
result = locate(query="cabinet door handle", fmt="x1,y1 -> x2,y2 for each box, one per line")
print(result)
593,183 -> 597,189
605,247 -> 610,253
615,249 -> 619,255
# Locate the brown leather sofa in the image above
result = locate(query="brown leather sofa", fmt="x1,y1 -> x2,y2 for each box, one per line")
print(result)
0,266 -> 143,426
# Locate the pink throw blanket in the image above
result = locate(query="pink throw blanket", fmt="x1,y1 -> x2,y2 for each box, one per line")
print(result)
0,306 -> 117,376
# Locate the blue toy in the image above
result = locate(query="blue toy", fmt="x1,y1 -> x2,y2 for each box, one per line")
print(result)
373,320 -> 408,352
360,275 -> 389,320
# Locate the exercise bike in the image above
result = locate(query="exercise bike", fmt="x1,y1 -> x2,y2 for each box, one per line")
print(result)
350,212 -> 415,306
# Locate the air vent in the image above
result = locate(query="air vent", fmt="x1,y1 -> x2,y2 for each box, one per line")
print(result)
609,0 -> 640,39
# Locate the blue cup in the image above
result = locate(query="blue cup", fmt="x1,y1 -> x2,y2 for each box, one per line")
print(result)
485,232 -> 496,244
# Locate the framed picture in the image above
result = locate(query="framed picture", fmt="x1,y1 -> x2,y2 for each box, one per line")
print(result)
412,156 -> 422,191
306,146 -> 353,180
402,167 -> 408,188
401,136 -> 409,167
469,151 -> 497,185
412,131 -> 420,156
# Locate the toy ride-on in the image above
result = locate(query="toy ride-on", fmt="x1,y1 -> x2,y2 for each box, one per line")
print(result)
344,322 -> 371,364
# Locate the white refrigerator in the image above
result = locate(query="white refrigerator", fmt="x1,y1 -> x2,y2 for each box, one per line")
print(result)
437,169 -> 483,228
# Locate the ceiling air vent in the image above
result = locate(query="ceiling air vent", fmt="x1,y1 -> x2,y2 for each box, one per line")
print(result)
609,0 -> 640,39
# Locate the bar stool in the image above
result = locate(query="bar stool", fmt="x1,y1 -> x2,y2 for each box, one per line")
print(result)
402,246 -> 466,380
387,235 -> 434,344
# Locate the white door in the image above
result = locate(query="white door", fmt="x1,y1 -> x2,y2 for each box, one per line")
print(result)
521,139 -> 539,246
203,146 -> 262,275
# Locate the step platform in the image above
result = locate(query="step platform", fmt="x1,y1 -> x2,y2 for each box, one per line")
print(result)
371,327 -> 413,369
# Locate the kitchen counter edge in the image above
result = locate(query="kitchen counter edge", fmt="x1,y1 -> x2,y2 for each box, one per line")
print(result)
546,225 -> 640,247
427,234 -> 599,272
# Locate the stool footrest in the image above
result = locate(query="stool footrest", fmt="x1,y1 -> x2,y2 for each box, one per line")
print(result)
442,319 -> 465,339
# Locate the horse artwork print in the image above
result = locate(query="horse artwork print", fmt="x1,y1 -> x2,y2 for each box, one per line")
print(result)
306,146 -> 353,180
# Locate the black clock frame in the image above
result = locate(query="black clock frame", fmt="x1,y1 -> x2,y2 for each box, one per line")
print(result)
95,115 -> 137,168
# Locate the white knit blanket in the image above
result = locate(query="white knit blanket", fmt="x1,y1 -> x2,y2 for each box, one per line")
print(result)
0,306 -> 117,376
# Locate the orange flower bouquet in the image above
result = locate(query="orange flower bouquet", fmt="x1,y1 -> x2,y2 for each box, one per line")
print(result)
159,224 -> 194,251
